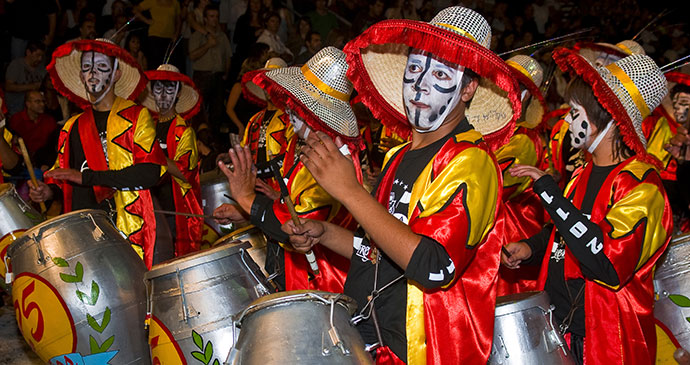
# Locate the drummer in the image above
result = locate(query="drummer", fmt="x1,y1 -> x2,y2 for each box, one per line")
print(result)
503,51 -> 672,363
281,7 -> 520,363
28,39 -> 167,269
0,89 -> 21,182
141,64 -> 204,257
214,47 -> 362,293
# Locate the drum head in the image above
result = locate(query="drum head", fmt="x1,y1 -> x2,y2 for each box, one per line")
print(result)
236,290 -> 358,325
495,291 -> 551,317
145,241 -> 252,279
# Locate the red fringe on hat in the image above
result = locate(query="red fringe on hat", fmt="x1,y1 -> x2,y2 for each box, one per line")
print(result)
666,71 -> 690,87
573,41 -> 629,59
253,72 -> 365,151
48,40 -> 147,109
343,19 -> 522,150
144,70 -> 202,119
510,67 -> 549,129
552,47 -> 662,169
241,70 -> 269,108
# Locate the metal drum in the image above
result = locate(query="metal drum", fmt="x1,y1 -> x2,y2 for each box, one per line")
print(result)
200,169 -> 237,239
0,183 -> 43,282
489,291 -> 575,364
654,233 -> 690,359
145,241 -> 275,365
7,209 -> 149,364
228,290 -> 373,365
213,225 -> 268,276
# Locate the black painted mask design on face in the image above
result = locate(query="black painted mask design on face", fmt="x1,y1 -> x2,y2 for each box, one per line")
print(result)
152,80 -> 179,114
402,52 -> 464,133
672,92 -> 690,123
81,51 -> 115,103
566,101 -> 592,149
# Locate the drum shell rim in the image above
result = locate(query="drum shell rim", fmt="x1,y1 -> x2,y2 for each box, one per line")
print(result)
215,225 -> 261,242
495,291 -> 551,317
236,290 -> 358,325
145,240 -> 252,279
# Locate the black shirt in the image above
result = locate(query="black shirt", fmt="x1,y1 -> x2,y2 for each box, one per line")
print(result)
153,119 -> 175,213
344,120 -> 471,361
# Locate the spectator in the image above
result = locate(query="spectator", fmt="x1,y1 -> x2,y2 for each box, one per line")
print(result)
8,90 -> 58,168
385,0 -> 420,20
125,33 -> 148,70
352,0 -> 386,33
262,0 -> 292,43
185,0 -> 209,36
225,43 -> 269,139
100,0 -> 128,39
231,0 -> 264,83
40,75 -> 71,123
4,41 -> 46,116
6,0 -> 57,59
287,16 -> 312,57
307,0 -> 339,40
189,4 -> 232,133
256,12 -> 293,62
294,31 -> 321,65
103,14 -> 130,47
225,0 -> 247,49
134,0 -> 182,69
70,16 -> 98,41
60,0 -> 89,42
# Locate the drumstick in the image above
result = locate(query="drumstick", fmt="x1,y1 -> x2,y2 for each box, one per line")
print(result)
153,209 -> 220,220
18,138 -> 47,213
267,151 -> 320,275
501,246 -> 512,258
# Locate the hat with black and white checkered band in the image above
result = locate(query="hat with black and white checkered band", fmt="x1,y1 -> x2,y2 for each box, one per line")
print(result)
553,48 -> 667,168
506,54 -> 548,129
242,58 -> 288,108
574,39 -> 646,66
142,64 -> 202,119
253,47 -> 362,149
342,6 -> 521,150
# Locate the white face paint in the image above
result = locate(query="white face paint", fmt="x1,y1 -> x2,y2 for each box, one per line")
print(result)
288,109 -> 311,140
566,101 -> 592,149
402,52 -> 464,133
672,92 -> 690,124
152,80 -> 180,115
81,51 -> 116,103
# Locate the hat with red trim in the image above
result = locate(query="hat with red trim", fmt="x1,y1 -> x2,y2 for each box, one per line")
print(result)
253,46 -> 362,148
506,54 -> 548,129
242,57 -> 288,108
342,6 -> 521,149
574,39 -> 645,66
553,48 -> 667,167
142,64 -> 202,119
48,38 -> 146,108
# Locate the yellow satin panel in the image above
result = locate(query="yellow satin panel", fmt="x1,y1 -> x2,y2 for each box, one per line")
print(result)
495,132 -> 538,200
405,130 -> 499,365
172,116 -> 198,193
108,98 -> 167,243
2,128 -> 11,144
644,116 -> 674,168
266,109 -> 293,157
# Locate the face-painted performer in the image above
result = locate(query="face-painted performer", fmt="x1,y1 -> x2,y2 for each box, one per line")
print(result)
279,7 -> 521,364
0,90 -> 20,183
141,64 -> 204,258
503,51 -> 672,364
213,47 -> 363,293
493,54 -> 550,297
29,39 -> 167,269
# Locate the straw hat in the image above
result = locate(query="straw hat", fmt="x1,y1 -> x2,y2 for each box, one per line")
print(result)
142,64 -> 202,119
242,58 -> 288,108
506,54 -> 548,129
253,47 -> 362,148
658,71 -> 690,119
342,6 -> 521,149
574,39 -> 646,64
48,38 -> 146,108
553,48 -> 667,167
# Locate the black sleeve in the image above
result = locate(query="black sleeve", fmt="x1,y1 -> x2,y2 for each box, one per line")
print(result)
533,175 -> 620,286
404,236 -> 454,289
81,163 -> 161,190
250,193 -> 289,243
523,224 -> 553,266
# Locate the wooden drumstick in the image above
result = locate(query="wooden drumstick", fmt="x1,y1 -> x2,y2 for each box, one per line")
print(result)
18,138 -> 47,213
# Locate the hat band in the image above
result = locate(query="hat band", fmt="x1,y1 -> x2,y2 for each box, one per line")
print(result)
605,62 -> 650,118
300,64 -> 350,102
266,64 -> 282,69
616,42 -> 633,55
506,60 -> 534,84
434,23 -> 477,43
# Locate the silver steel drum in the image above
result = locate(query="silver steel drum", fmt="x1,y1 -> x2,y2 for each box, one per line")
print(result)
654,233 -> 690,352
7,209 -> 149,364
0,183 -> 43,280
228,290 -> 373,365
145,241 -> 275,364
200,169 -> 237,236
489,291 -> 575,364
213,225 -> 268,276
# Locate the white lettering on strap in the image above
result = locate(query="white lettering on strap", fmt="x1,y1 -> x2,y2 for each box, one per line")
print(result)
586,236 -> 603,254
540,191 -> 554,204
570,221 -> 588,238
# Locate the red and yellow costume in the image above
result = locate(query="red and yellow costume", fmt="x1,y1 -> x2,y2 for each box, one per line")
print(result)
241,109 -> 293,161
48,97 -> 166,267
374,129 -> 503,364
0,129 -> 13,183
536,157 -> 672,363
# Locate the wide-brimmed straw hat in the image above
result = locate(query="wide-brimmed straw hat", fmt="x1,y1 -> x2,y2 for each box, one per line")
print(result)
658,71 -> 690,118
253,46 -> 362,148
242,58 -> 288,108
553,48 -> 667,167
342,6 -> 521,149
48,38 -> 146,108
574,39 -> 645,64
142,64 -> 202,119
506,54 -> 548,129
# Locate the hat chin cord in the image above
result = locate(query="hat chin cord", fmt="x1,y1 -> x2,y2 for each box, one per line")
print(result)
87,59 -> 119,106
587,119 -> 614,154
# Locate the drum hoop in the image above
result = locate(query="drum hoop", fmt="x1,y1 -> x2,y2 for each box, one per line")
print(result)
145,240 -> 252,279
234,290 -> 358,325
494,291 -> 552,317
0,182 -> 16,197
215,225 -> 262,245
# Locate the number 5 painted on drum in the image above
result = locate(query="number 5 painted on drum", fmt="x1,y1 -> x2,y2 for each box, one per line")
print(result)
14,281 -> 45,342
